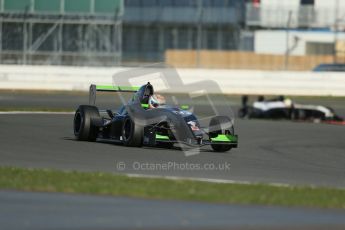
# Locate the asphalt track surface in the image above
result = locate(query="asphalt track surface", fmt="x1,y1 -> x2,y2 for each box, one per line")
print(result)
1,90 -> 345,115
1,91 -> 345,229
1,190 -> 345,230
1,112 -> 345,187
0,91 -> 345,187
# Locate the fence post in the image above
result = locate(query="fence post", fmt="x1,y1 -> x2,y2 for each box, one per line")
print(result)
284,11 -> 292,70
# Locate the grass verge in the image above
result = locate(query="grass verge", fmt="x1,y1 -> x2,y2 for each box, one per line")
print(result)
0,167 -> 344,209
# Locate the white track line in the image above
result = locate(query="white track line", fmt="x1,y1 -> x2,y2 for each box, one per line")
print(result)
123,173 -> 293,187
0,111 -> 74,115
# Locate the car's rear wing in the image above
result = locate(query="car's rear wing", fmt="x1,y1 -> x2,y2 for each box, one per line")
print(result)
89,84 -> 140,105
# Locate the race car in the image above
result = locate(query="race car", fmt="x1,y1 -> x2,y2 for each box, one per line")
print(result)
238,95 -> 344,125
73,82 -> 238,152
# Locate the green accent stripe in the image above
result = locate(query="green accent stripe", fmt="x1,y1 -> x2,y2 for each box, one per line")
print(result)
96,85 -> 140,91
180,105 -> 189,110
141,104 -> 149,109
156,134 -> 169,140
211,134 -> 237,142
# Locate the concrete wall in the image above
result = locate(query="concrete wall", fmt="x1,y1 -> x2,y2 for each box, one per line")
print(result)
0,65 -> 344,96
255,30 -> 345,56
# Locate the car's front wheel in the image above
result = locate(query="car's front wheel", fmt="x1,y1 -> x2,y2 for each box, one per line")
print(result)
209,116 -> 234,152
122,116 -> 143,147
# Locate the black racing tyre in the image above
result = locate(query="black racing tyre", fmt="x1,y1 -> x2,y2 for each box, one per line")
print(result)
122,116 -> 143,147
74,105 -> 101,141
238,108 -> 246,118
209,116 -> 234,152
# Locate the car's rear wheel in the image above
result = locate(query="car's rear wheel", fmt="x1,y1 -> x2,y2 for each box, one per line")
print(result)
74,105 -> 101,141
122,117 -> 143,147
209,116 -> 234,152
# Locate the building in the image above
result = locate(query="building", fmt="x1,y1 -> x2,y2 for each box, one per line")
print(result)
1,0 -> 343,68
255,30 -> 345,57
246,0 -> 345,29
0,0 -> 245,66
0,0 -> 123,66
122,0 -> 245,63
165,0 -> 345,70
246,0 -> 345,67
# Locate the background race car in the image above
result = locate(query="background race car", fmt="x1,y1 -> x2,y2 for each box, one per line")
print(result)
238,95 -> 345,125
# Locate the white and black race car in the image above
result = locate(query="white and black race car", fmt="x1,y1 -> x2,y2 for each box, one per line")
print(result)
238,95 -> 344,125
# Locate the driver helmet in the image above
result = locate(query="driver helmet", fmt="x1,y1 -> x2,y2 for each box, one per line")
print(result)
284,98 -> 293,107
148,94 -> 166,108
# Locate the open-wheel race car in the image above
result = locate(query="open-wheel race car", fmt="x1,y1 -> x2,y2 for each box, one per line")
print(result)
73,82 -> 238,152
238,95 -> 345,125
